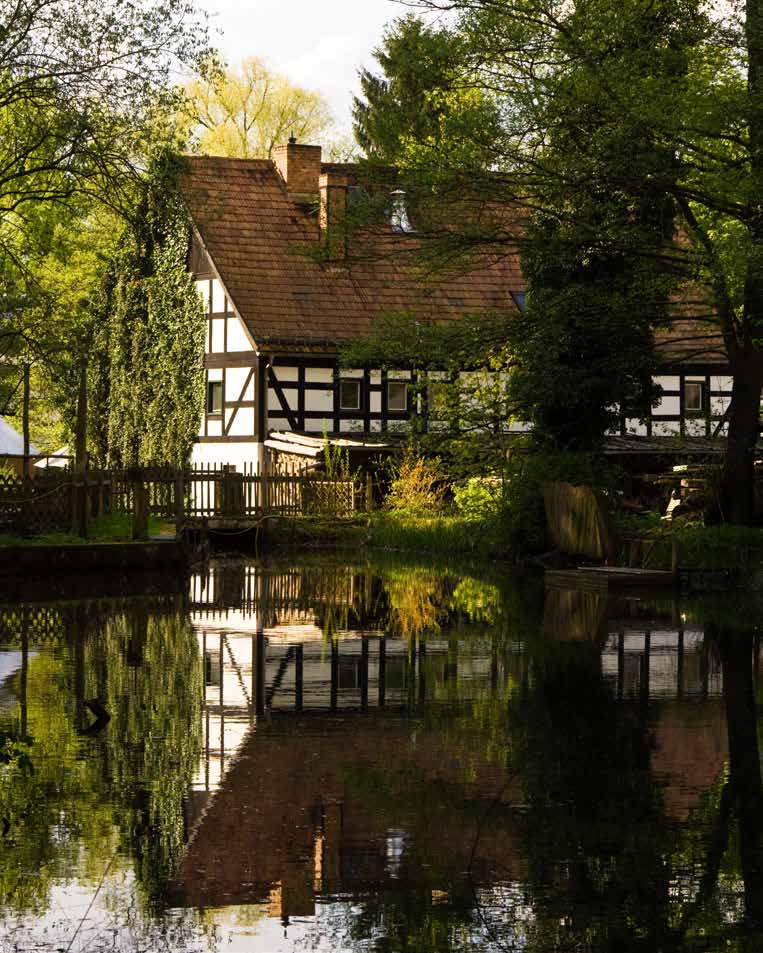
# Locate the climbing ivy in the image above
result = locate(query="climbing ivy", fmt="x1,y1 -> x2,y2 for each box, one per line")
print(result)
89,156 -> 205,468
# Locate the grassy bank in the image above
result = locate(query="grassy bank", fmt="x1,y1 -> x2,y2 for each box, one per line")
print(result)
365,512 -> 510,559
0,513 -> 165,547
616,516 -> 763,572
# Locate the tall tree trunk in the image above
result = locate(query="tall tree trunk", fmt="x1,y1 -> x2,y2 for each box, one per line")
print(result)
22,363 -> 30,478
722,0 -> 763,523
719,353 -> 761,524
75,358 -> 88,473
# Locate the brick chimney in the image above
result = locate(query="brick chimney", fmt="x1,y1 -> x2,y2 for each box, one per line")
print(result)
273,138 -> 321,203
319,170 -> 349,261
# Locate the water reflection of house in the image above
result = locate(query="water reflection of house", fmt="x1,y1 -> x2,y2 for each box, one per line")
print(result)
189,565 -> 458,798
182,567 -> 761,921
174,713 -> 524,917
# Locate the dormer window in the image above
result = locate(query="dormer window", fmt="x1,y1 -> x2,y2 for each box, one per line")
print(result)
390,190 -> 415,233
510,291 -> 526,312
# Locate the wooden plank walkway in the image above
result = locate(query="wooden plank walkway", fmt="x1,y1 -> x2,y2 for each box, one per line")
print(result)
545,566 -> 676,591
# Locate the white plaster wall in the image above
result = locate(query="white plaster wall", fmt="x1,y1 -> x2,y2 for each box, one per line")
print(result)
206,419 -> 223,437
228,407 -> 255,436
654,375 -> 679,391
273,365 -> 299,383
305,368 -> 334,384
710,376 -> 733,392
268,416 -> 292,431
226,367 -> 251,399
654,395 -> 680,416
305,418 -> 331,433
210,318 -> 225,353
277,386 -> 299,409
685,417 -> 707,436
370,393 -> 381,413
710,394 -> 730,416
307,389 -> 334,413
211,278 -> 225,314
227,315 -> 253,351
195,280 -> 210,309
625,418 -> 648,436
207,368 -> 222,383
653,420 -> 680,436
340,419 -> 365,433
191,441 -> 261,471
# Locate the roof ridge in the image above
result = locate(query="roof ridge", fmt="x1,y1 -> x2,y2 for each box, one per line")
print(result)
183,154 -> 275,168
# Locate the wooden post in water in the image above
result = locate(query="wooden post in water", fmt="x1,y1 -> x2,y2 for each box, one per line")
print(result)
360,637 -> 369,709
255,633 -> 266,716
295,644 -> 303,712
418,638 -> 426,704
330,639 -> 338,711
378,636 -> 386,708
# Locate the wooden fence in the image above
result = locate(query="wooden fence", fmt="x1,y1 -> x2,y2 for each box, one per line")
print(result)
0,464 -> 366,538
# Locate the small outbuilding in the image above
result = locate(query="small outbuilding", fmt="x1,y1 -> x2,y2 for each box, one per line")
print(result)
0,417 -> 40,476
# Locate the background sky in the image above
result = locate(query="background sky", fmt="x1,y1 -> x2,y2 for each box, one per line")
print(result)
199,0 -> 412,129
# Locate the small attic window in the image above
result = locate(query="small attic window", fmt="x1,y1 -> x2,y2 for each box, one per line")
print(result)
390,190 -> 415,233
348,185 -> 369,206
510,291 -> 527,312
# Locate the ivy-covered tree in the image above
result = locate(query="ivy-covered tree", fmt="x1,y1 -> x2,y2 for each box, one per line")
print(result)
89,157 -> 206,468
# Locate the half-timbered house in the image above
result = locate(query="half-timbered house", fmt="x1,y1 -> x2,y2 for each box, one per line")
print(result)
180,139 -> 737,472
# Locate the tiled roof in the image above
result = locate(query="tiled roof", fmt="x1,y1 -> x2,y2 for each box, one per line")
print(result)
180,155 -> 727,366
179,156 -> 524,348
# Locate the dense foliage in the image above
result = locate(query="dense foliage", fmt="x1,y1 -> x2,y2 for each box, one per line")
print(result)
354,0 -> 763,523
353,15 -> 501,164
89,160 -> 205,467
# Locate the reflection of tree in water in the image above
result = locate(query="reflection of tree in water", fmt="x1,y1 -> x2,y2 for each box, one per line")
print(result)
0,602 -> 202,915
89,608 -> 203,905
302,586 -> 763,953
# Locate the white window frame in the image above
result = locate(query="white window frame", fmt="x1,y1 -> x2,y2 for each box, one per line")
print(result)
684,380 -> 705,414
387,381 -> 408,412
339,379 -> 361,411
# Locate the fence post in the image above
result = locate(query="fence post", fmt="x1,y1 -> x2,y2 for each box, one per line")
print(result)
132,481 -> 149,541
365,472 -> 374,512
174,470 -> 185,536
71,475 -> 88,539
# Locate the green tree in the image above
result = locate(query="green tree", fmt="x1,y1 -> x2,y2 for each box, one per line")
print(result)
366,0 -> 762,523
181,57 -> 335,159
0,0 -> 213,231
353,14 -> 501,163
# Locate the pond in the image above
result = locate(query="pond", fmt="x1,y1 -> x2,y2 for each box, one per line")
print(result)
0,554 -> 761,952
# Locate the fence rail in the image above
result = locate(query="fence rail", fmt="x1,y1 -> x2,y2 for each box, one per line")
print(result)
0,464 -> 366,538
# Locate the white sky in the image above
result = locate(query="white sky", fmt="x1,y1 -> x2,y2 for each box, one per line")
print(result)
199,0 -> 411,129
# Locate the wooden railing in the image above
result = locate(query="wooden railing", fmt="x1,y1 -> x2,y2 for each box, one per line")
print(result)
0,464 -> 366,538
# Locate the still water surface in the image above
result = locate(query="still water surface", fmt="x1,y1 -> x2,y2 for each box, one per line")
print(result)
0,555 -> 761,952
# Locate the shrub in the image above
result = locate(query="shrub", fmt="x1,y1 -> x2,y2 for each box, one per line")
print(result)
453,477 -> 505,522
384,452 -> 447,515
